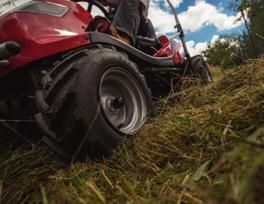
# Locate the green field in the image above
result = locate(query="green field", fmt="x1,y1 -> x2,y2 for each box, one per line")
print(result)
0,59 -> 263,204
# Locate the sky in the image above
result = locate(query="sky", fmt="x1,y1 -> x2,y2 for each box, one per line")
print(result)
0,0 -> 245,56
148,0 -> 245,55
82,0 -> 245,56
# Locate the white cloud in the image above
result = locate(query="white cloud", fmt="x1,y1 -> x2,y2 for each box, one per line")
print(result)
149,0 -> 243,34
211,35 -> 219,44
169,0 -> 183,8
186,40 -> 208,56
186,35 -> 242,56
148,1 -> 175,34
78,0 -> 241,57
152,0 -> 183,8
185,34 -> 222,56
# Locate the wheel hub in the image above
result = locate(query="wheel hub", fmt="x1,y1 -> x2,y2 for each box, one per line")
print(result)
105,97 -> 125,112
100,68 -> 147,135
112,97 -> 125,109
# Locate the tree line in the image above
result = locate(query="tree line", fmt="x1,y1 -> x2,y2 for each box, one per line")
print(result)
203,0 -> 264,69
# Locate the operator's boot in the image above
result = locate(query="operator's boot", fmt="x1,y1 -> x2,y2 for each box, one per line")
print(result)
109,25 -> 131,45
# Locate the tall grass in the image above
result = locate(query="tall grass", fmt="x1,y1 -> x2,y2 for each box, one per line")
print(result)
0,59 -> 263,204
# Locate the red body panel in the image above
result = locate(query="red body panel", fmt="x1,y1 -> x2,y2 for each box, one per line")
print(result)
154,35 -> 183,64
0,0 -> 92,77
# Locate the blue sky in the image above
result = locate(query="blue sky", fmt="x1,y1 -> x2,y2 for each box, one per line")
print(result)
88,0 -> 245,55
148,0 -> 245,55
175,0 -> 243,41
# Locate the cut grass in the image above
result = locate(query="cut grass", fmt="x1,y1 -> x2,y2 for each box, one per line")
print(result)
0,58 -> 263,203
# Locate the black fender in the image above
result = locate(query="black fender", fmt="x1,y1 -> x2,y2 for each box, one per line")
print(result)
88,32 -> 177,68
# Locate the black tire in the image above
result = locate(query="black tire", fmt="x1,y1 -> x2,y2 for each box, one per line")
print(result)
36,48 -> 153,160
187,55 -> 213,84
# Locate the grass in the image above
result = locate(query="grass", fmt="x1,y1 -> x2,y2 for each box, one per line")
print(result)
0,58 -> 263,204
209,66 -> 223,80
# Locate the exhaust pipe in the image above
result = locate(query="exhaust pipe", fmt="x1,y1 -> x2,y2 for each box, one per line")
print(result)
0,41 -> 21,60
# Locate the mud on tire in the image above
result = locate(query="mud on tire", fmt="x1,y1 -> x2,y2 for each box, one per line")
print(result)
36,48 -> 153,160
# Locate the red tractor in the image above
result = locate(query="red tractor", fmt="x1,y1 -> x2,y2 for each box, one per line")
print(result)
0,0 -> 212,160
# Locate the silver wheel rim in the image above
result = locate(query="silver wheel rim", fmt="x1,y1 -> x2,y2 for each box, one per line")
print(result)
100,67 -> 147,135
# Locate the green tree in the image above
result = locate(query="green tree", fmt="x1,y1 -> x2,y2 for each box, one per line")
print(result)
246,0 -> 264,57
202,38 -> 242,69
232,0 -> 264,58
